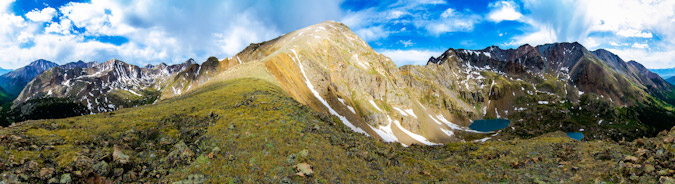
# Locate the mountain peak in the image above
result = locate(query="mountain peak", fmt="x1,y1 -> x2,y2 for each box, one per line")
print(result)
28,59 -> 58,69
592,49 -> 628,71
185,58 -> 196,65
103,59 -> 126,65
284,20 -> 354,42
205,57 -> 218,63
30,59 -> 51,64
518,44 -> 533,49
592,49 -> 618,59
627,60 -> 642,67
484,45 -> 502,51
0,59 -> 59,96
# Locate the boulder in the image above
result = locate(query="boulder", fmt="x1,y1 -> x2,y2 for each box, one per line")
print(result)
623,155 -> 639,163
39,167 -> 55,179
59,173 -> 72,184
294,163 -> 313,177
113,145 -> 130,164
167,141 -> 194,165
73,155 -> 94,175
93,161 -> 110,176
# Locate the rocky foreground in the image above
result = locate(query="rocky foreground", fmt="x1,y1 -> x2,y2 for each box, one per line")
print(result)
0,78 -> 673,183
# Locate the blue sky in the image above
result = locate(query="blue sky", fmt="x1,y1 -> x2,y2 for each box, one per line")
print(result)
0,0 -> 673,69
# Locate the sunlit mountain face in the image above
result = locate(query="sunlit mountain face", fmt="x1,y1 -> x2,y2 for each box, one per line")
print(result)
0,0 -> 674,183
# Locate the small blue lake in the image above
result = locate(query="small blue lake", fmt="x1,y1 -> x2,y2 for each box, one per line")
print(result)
469,119 -> 511,132
566,132 -> 584,140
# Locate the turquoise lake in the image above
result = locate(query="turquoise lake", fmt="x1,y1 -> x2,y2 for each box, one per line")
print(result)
469,119 -> 511,132
566,132 -> 584,140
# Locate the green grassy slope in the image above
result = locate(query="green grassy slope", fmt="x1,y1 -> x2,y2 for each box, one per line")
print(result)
0,78 -> 673,183
0,87 -> 10,105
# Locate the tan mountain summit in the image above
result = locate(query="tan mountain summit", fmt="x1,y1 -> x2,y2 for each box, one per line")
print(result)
159,21 -> 478,146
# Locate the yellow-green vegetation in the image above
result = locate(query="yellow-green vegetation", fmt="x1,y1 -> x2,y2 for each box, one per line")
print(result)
0,78 -> 673,183
108,88 -> 160,107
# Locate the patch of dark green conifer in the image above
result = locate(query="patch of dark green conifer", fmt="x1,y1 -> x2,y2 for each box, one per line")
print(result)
503,94 -> 655,141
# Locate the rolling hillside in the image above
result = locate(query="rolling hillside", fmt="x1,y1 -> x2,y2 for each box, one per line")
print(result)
1,77 -> 673,183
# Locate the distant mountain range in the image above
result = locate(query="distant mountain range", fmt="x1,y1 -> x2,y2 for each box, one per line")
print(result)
667,76 -> 675,84
0,59 -> 59,97
2,21 -> 675,145
0,68 -> 12,75
0,59 -> 197,113
16,59 -> 195,113
649,67 -> 675,79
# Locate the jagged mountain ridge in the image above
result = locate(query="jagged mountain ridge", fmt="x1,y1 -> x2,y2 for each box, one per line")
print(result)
0,59 -> 59,97
173,21 -> 674,145
11,21 -> 675,146
14,59 -> 195,113
428,43 -> 673,106
60,60 -> 98,70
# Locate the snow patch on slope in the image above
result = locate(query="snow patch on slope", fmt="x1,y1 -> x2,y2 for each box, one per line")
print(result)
291,49 -> 368,135
337,97 -> 356,114
370,100 -> 383,112
392,106 -> 418,118
367,116 -> 400,143
392,117 -> 441,146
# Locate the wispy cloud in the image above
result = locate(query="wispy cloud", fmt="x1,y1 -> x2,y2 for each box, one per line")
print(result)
423,8 -> 482,35
398,40 -> 414,47
25,7 -> 56,22
616,29 -> 653,38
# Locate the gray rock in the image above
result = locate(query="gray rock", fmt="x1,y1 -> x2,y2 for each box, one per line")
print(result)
114,168 -> 124,177
39,167 -> 55,179
644,164 -> 655,173
660,176 -> 675,184
293,163 -> 313,177
113,145 -> 130,164
59,173 -> 71,184
93,161 -> 110,176
167,141 -> 194,164
48,177 -> 59,184
122,171 -> 137,182
172,174 -> 206,184
286,154 -> 297,164
73,155 -> 94,175
298,149 -> 309,158
624,155 -> 639,163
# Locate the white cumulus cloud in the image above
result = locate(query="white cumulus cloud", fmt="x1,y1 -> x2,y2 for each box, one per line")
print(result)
25,7 -> 56,22
487,0 -> 523,23
0,0 -> 344,69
